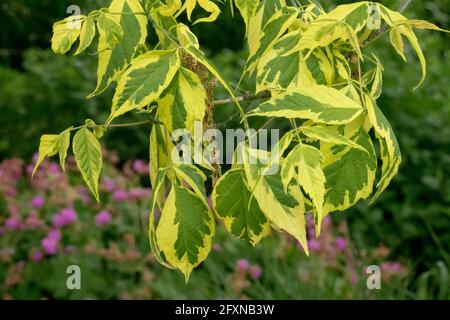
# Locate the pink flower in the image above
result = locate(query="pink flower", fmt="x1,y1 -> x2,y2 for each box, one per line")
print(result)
32,251 -> 43,262
380,261 -> 402,273
60,208 -> 77,224
26,164 -> 34,176
128,188 -> 151,200
102,178 -> 117,192
48,163 -> 60,174
212,244 -> 222,252
41,237 -> 58,255
308,239 -> 321,252
77,186 -> 91,205
47,229 -> 62,241
95,210 -> 112,226
249,265 -> 263,280
52,214 -> 65,228
335,237 -> 347,251
25,212 -> 43,228
133,160 -> 149,175
31,196 -> 45,209
5,217 -> 21,230
236,259 -> 250,272
113,189 -> 128,201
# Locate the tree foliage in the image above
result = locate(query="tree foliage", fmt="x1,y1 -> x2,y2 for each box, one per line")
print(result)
34,0 -> 448,280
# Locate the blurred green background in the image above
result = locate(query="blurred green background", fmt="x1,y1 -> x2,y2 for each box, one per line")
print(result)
0,0 -> 449,299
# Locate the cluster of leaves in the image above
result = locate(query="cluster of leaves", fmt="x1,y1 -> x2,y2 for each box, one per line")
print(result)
34,0 -> 447,280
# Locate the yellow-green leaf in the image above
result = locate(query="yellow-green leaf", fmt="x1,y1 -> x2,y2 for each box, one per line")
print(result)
110,50 -> 181,123
51,15 -> 85,54
235,0 -> 260,36
247,6 -> 299,75
97,12 -> 124,50
89,0 -> 148,97
73,127 -> 103,202
75,15 -> 96,55
365,96 -> 401,203
243,147 -> 309,253
157,67 -> 206,133
213,168 -> 269,246
322,128 -> 377,215
301,124 -> 366,152
57,129 -> 72,172
247,85 -> 363,124
281,144 -> 326,234
32,135 -> 59,176
156,183 -> 215,282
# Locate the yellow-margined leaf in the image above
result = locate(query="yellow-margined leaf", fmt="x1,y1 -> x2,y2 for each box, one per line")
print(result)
256,32 -> 317,93
322,127 -> 377,215
234,0 -> 260,37
242,147 -> 309,254
32,135 -> 59,176
281,144 -> 326,234
247,85 -> 363,124
97,12 -> 124,50
110,50 -> 181,123
89,0 -> 147,97
378,4 -> 432,89
57,128 -> 72,172
246,6 -> 299,75
51,15 -> 85,54
157,67 -> 206,133
365,96 -> 401,203
156,183 -> 215,282
247,0 -> 287,69
148,168 -> 175,269
32,128 -> 73,176
73,127 -> 103,202
213,168 -> 269,246
178,0 -> 220,24
75,15 -> 96,55
301,124 -> 366,152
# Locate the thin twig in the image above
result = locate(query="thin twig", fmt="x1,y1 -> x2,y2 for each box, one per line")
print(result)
362,0 -> 413,48
213,91 -> 271,106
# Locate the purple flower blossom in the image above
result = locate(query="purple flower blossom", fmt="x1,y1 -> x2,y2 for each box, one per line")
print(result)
32,251 -> 43,262
102,178 -> 117,193
77,186 -> 91,205
133,160 -> 149,175
52,214 -> 65,228
5,217 -> 21,230
249,265 -> 263,280
335,237 -> 347,251
236,259 -> 250,272
128,188 -> 151,200
26,164 -> 34,176
47,229 -> 62,241
31,196 -> 45,209
60,208 -> 77,224
48,163 -> 60,174
95,210 -> 112,226
380,261 -> 402,273
25,212 -> 43,229
113,189 -> 128,201
308,239 -> 321,252
41,237 -> 58,255
32,152 -> 39,164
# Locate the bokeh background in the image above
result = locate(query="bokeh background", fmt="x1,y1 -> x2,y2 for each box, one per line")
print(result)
0,0 -> 449,299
